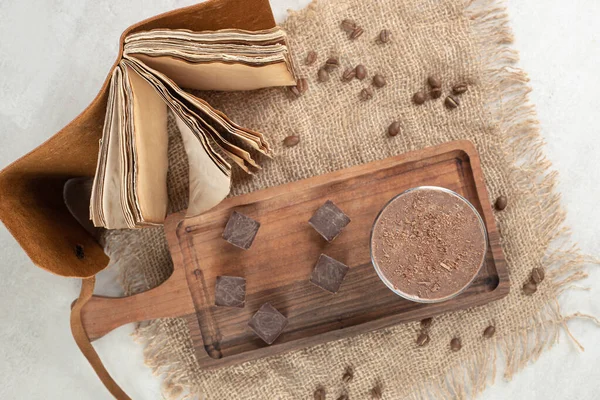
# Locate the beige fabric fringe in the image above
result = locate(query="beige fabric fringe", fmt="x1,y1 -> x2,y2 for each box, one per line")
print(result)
102,0 -> 597,398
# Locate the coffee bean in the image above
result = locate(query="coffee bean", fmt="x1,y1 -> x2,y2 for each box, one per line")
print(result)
336,395 -> 349,400
371,385 -> 383,399
378,29 -> 391,43
413,91 -> 426,105
355,64 -> 367,80
420,317 -> 433,329
318,68 -> 330,82
388,121 -> 401,137
341,19 -> 357,33
452,83 -> 468,95
324,57 -> 340,72
296,78 -> 308,94
445,95 -> 460,109
450,337 -> 462,352
342,366 -> 354,383
523,281 -> 537,295
430,87 -> 442,99
428,76 -> 442,89
283,135 -> 300,147
342,68 -> 356,82
288,78 -> 307,98
314,387 -> 326,400
495,195 -> 508,211
350,26 -> 364,40
360,87 -> 373,101
372,74 -> 386,88
483,325 -> 496,339
305,51 -> 317,66
416,332 -> 430,347
531,267 -> 545,284
289,86 -> 301,98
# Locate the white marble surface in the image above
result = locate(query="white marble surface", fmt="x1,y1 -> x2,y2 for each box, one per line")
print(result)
0,0 -> 598,399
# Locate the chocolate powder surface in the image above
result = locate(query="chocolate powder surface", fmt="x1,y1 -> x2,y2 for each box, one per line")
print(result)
371,188 -> 486,301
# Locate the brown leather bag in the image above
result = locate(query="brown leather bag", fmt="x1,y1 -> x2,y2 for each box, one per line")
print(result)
0,0 -> 277,398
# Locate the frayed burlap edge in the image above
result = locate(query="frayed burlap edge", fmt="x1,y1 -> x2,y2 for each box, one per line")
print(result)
105,0 -> 598,398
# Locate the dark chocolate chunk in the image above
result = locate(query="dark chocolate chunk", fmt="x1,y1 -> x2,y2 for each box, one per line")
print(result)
248,303 -> 288,344
310,254 -> 349,294
222,211 -> 260,250
214,276 -> 246,308
308,200 -> 351,242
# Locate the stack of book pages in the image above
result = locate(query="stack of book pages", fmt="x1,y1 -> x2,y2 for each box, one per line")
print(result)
90,27 -> 297,229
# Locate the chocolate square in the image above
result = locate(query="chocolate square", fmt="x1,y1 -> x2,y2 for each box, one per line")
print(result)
310,254 -> 349,294
308,200 -> 350,242
222,211 -> 260,250
214,276 -> 246,308
248,303 -> 288,344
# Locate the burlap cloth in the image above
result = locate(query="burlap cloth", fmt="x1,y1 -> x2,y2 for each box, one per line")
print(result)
102,0 -> 596,398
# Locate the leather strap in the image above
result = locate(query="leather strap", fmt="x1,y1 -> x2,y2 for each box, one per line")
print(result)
70,277 -> 131,400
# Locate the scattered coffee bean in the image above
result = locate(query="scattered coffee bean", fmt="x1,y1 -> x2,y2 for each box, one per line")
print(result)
355,64 -> 367,80
324,57 -> 340,72
430,87 -> 442,99
360,87 -> 374,101
413,91 -> 426,105
288,78 -> 307,98
318,68 -> 330,82
342,67 -> 356,82
283,135 -> 300,147
420,317 -> 433,329
428,76 -> 442,89
495,195 -> 508,211
337,395 -> 349,400
305,51 -> 317,66
531,267 -> 545,284
483,325 -> 496,339
314,387 -> 326,400
350,26 -> 364,40
297,78 -> 308,94
416,332 -> 430,347
342,366 -> 354,383
445,95 -> 460,109
289,86 -> 301,98
378,29 -> 391,43
452,83 -> 468,95
341,19 -> 357,33
371,385 -> 383,399
388,121 -> 401,137
372,74 -> 387,88
523,281 -> 537,295
450,337 -> 462,352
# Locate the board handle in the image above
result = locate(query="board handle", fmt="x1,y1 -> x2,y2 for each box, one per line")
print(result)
77,268 -> 195,341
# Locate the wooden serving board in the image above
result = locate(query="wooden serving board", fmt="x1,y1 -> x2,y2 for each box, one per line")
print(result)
80,140 -> 508,369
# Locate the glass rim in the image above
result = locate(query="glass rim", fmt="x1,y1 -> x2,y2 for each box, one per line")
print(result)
369,186 -> 488,304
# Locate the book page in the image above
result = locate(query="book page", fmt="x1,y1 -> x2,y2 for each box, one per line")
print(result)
133,54 -> 295,91
124,64 -> 169,225
101,67 -> 129,229
174,115 -> 231,217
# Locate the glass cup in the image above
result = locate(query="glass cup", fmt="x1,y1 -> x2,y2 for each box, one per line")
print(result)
369,186 -> 488,303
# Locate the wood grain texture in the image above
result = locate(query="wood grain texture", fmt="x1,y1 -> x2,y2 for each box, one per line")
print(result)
80,140 -> 508,369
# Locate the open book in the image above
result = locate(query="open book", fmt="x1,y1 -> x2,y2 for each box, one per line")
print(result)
90,27 -> 297,229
